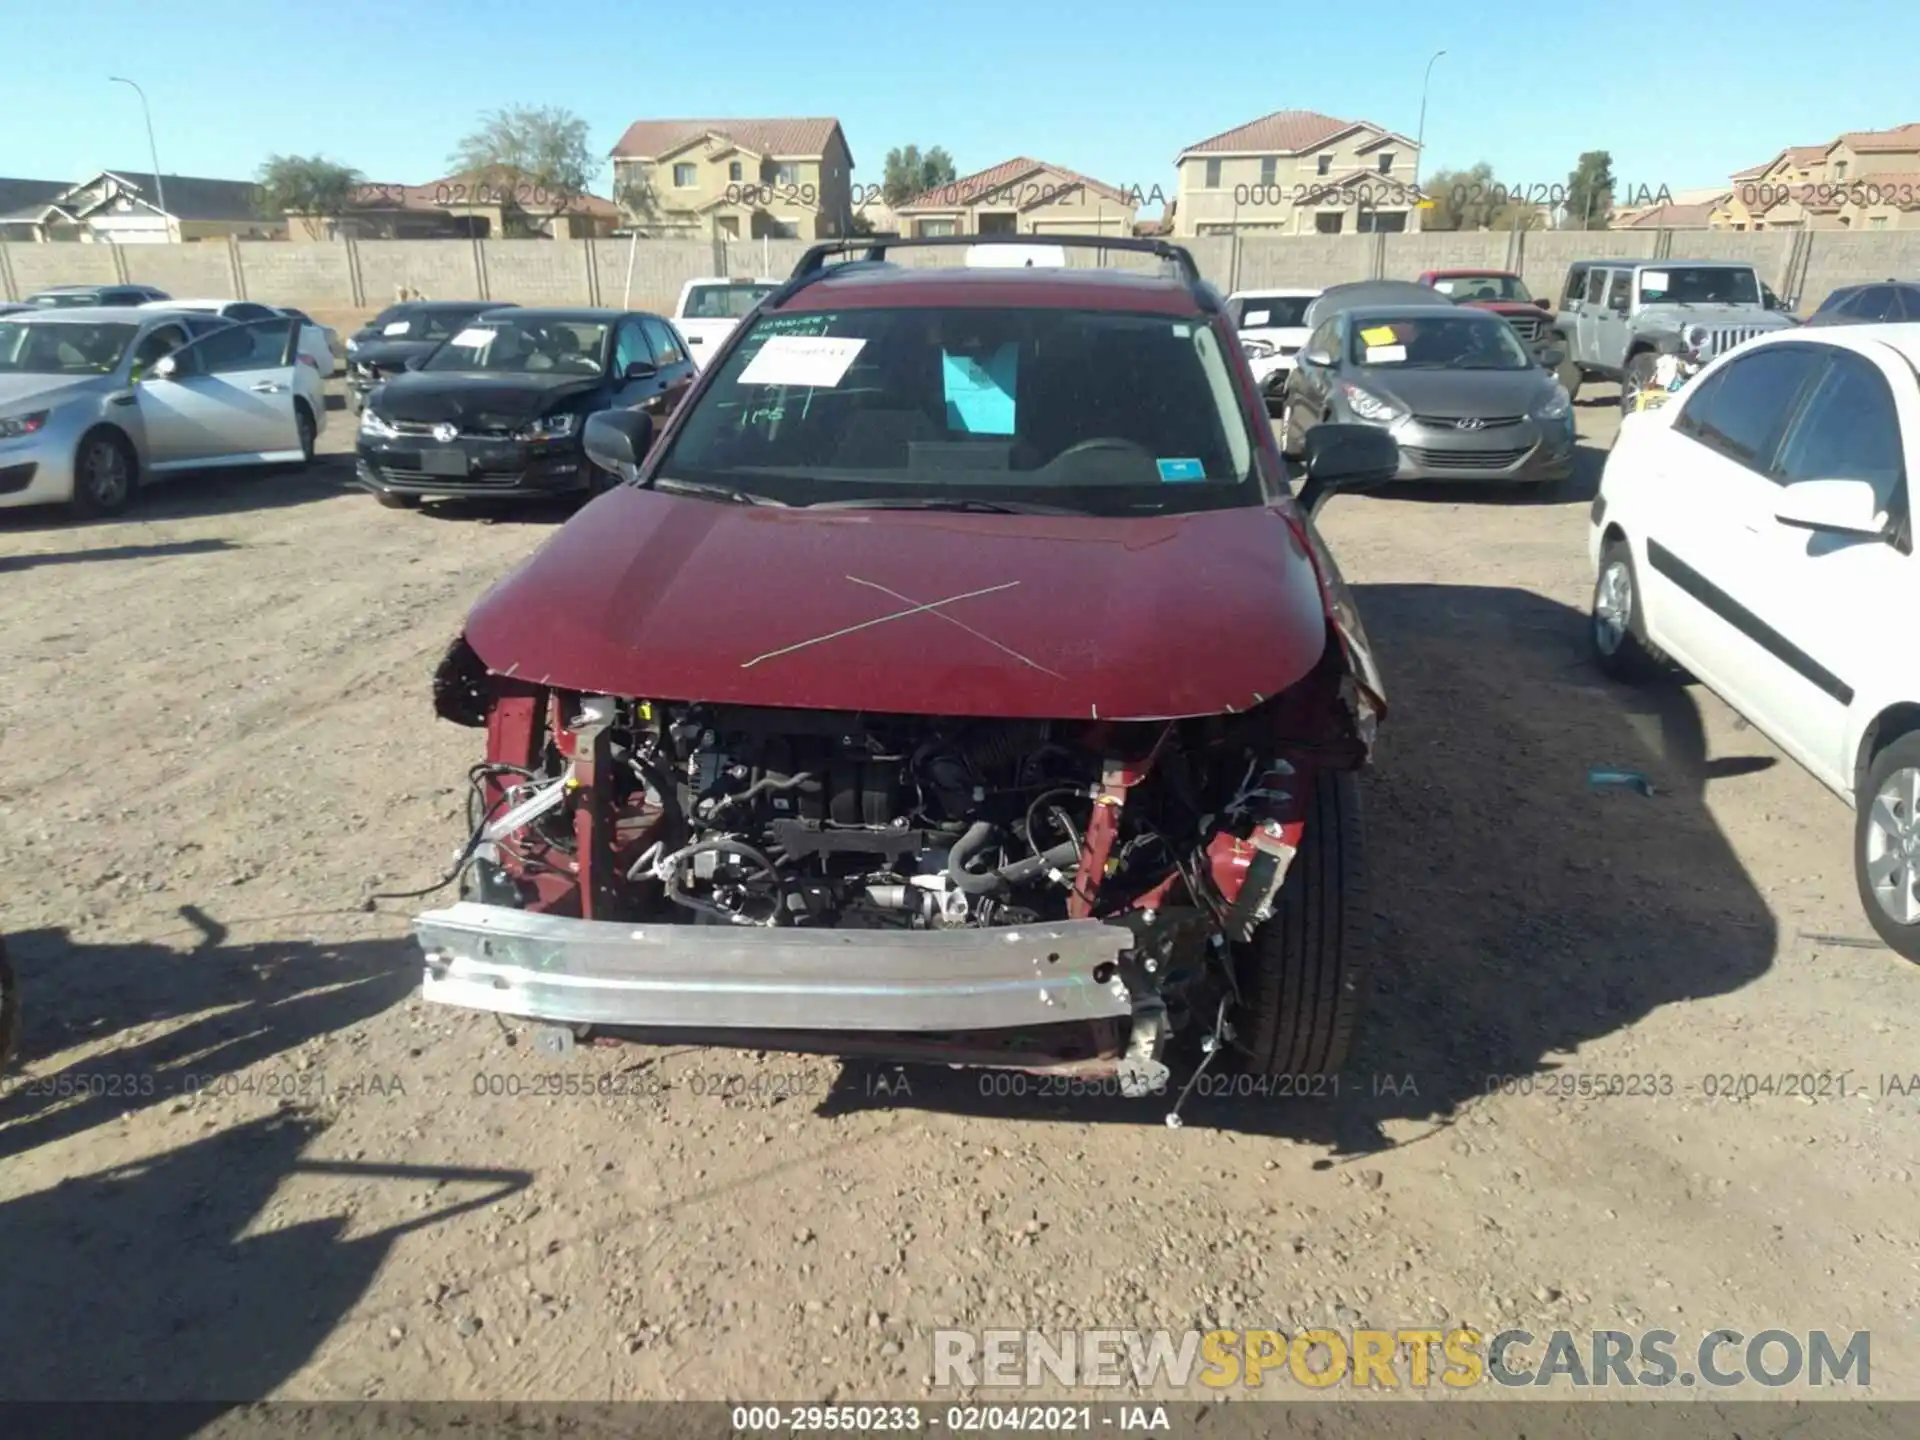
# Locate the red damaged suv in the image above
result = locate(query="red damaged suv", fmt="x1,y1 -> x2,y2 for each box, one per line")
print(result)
1417,268 -> 1555,345
418,235 -> 1397,1106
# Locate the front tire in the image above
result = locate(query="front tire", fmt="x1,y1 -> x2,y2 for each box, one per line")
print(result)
1232,767 -> 1371,1077
1620,352 -> 1659,414
69,429 -> 136,518
1591,537 -> 1667,680
1855,734 -> 1920,964
292,401 -> 317,469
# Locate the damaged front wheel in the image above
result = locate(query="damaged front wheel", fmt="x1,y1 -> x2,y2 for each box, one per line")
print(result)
1231,767 -> 1371,1077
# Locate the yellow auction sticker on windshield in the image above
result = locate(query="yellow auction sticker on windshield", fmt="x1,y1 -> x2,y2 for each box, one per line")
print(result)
1359,326 -> 1398,346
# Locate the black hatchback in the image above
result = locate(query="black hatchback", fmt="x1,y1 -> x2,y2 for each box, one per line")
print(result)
1803,279 -> 1920,326
345,301 -> 522,411
354,307 -> 697,508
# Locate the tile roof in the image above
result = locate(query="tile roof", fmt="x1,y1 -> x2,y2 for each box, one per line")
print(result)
1178,110 -> 1366,158
1834,123 -> 1920,153
609,118 -> 845,162
895,156 -> 1132,212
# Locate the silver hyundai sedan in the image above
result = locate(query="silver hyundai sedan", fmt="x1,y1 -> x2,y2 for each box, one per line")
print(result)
0,307 -> 312,518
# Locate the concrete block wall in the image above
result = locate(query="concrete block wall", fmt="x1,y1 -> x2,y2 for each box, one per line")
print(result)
356,239 -> 483,305
3,231 -> 1918,317
236,242 -> 356,306
7,243 -> 120,293
119,241 -> 237,298
482,239 -> 597,306
600,239 -> 726,313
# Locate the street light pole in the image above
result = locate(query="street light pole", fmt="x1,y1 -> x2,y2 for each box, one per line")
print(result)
1412,49 -> 1447,193
109,77 -> 168,234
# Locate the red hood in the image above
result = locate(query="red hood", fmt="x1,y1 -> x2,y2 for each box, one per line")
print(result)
463,487 -> 1332,720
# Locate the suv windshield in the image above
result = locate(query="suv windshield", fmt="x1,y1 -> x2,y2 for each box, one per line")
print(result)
1349,313 -> 1532,370
0,320 -> 137,374
1430,274 -> 1532,303
684,283 -> 777,320
1639,266 -> 1760,305
656,305 -> 1259,515
422,316 -> 608,375
1231,295 -> 1313,329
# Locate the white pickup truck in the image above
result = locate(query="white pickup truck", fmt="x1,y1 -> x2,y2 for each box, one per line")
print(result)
672,275 -> 779,369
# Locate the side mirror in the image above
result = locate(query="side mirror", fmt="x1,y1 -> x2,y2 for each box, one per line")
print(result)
1299,346 -> 1335,368
1774,478 -> 1889,540
623,360 -> 658,381
583,408 -> 656,480
1536,344 -> 1567,369
403,352 -> 430,371
1535,297 -> 1553,310
1295,422 -> 1399,518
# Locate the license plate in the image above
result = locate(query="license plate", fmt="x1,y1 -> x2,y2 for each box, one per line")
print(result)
421,447 -> 468,476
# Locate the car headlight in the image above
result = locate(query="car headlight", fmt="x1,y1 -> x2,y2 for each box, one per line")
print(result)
359,408 -> 399,438
1535,385 -> 1571,421
1339,382 -> 1405,424
0,409 -> 49,440
514,412 -> 577,442
1242,338 -> 1277,360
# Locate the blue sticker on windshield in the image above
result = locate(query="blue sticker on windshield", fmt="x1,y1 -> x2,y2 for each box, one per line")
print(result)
1156,457 -> 1206,482
943,344 -> 1018,435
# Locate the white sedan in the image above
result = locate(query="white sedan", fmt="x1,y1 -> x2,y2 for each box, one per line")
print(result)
1226,288 -> 1321,412
1588,322 -> 1920,961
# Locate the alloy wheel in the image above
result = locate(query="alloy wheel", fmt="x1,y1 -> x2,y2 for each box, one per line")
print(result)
84,439 -> 130,509
1864,766 -> 1920,926
1593,559 -> 1632,656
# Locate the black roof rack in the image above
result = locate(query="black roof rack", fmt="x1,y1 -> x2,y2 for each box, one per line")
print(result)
771,232 -> 1216,312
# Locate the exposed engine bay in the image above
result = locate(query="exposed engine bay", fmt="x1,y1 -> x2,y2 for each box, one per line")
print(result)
423,629 -> 1376,1102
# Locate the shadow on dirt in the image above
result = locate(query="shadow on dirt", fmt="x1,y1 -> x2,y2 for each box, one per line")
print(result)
0,1110 -> 529,1410
0,909 -> 528,1410
0,458 -> 355,534
0,537 -> 239,573
812,583 -> 1779,1152
0,908 -> 416,1164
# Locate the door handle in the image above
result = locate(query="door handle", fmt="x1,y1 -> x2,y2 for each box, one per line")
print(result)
250,381 -> 285,393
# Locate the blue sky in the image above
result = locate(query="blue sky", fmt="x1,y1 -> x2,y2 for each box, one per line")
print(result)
4,0 -> 1916,203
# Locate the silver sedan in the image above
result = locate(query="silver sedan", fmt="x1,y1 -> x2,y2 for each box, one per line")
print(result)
0,308 -> 313,517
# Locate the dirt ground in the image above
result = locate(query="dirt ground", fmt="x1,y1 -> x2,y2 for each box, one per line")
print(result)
0,388 -> 1914,1409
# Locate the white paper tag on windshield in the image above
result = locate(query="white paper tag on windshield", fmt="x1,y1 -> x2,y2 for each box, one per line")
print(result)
1640,270 -> 1669,291
1243,309 -> 1271,327
382,321 -> 411,335
738,335 -> 866,387
450,327 -> 495,348
1365,343 -> 1407,363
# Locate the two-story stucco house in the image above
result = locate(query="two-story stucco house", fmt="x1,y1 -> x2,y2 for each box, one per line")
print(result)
893,157 -> 1138,238
1713,124 -> 1920,232
608,118 -> 855,240
1172,110 -> 1421,238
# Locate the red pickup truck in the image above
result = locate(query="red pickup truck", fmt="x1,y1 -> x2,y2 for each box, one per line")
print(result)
1416,268 -> 1554,344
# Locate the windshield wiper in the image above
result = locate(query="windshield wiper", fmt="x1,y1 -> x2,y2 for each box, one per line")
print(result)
806,496 -> 1084,516
652,476 -> 787,506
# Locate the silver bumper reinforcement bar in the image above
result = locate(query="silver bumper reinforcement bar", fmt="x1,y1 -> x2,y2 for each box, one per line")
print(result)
414,902 -> 1138,1033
